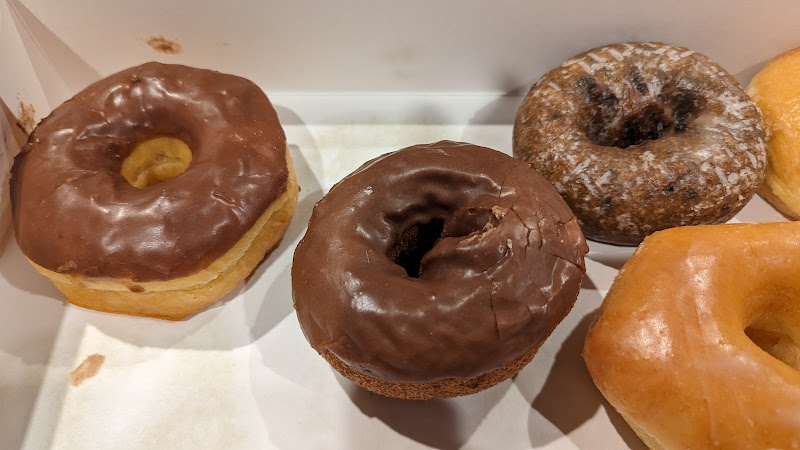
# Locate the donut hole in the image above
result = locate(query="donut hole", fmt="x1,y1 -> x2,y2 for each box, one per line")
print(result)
121,136 -> 192,188
590,104 -> 673,148
387,206 -> 501,278
389,218 -> 445,278
745,320 -> 800,371
581,77 -> 706,148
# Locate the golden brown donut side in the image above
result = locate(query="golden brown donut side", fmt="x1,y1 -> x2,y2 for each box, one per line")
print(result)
583,222 -> 800,449
319,337 -> 546,400
32,149 -> 299,320
747,46 -> 800,219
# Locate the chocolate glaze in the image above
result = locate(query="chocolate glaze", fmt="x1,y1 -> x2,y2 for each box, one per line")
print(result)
11,62 -> 288,281
292,141 -> 587,383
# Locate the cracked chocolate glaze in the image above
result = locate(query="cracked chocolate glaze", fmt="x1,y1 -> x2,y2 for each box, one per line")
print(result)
11,62 -> 288,281
513,42 -> 767,245
292,141 -> 587,383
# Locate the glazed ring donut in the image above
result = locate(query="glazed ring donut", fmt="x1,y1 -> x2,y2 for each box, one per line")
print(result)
513,42 -> 767,245
747,46 -> 800,219
292,141 -> 588,400
583,222 -> 800,449
11,62 -> 299,320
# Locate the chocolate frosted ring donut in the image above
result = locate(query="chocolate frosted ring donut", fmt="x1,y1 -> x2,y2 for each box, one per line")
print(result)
292,141 -> 587,399
12,62 -> 298,319
513,42 -> 767,245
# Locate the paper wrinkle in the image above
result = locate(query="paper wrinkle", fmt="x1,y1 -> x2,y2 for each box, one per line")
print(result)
6,0 -> 100,109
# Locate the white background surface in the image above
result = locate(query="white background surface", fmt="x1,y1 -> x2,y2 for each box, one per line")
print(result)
0,0 -> 794,448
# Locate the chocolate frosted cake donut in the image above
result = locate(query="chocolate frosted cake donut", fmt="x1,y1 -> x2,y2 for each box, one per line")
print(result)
292,141 -> 587,399
514,42 -> 767,245
11,62 -> 299,320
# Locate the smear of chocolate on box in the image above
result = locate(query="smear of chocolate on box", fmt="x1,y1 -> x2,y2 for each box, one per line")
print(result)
70,354 -> 105,387
147,36 -> 183,54
16,100 -> 35,135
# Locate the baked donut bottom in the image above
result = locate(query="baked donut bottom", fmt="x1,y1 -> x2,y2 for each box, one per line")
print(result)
320,311 -> 568,400
28,148 -> 299,320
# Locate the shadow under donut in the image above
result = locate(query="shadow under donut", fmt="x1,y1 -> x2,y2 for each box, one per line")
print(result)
247,113 -> 325,340
340,373 -> 511,450
523,306 -> 601,444
467,86 -> 528,127
240,142 -> 323,297
734,57 -> 772,86
0,240 -> 66,450
525,309 -> 646,449
248,264 -> 294,341
585,240 -> 637,271
0,94 -> 65,450
602,400 -> 649,450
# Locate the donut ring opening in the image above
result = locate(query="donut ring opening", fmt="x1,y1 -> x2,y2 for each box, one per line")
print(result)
120,136 -> 192,188
581,78 -> 706,149
388,206 -> 500,278
388,218 -> 446,278
744,286 -> 800,371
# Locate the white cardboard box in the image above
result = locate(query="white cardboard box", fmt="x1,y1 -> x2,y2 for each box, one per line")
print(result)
0,1 -> 793,448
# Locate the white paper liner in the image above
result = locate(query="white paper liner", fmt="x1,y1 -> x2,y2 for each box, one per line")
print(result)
0,1 -> 794,448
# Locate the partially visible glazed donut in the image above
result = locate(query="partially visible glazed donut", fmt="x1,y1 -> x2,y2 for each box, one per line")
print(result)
11,62 -> 299,320
583,222 -> 800,449
747,46 -> 800,219
293,141 -> 588,400
0,104 -> 24,251
514,42 -> 767,245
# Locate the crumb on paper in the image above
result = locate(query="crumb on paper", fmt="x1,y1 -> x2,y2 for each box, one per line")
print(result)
147,36 -> 183,54
16,100 -> 35,135
70,354 -> 106,387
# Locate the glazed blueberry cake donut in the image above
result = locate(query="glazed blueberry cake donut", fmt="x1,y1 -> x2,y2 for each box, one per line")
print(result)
514,42 -> 767,245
